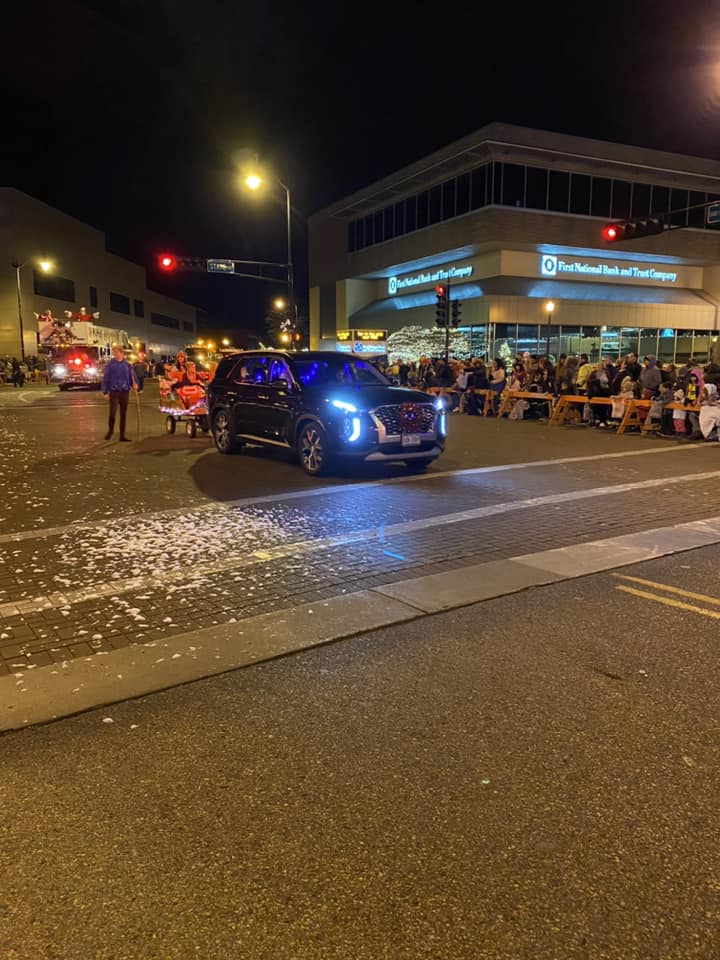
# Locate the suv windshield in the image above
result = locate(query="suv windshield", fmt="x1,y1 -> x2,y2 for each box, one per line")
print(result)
293,357 -> 389,387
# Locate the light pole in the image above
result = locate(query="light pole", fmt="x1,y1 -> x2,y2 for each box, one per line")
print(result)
244,172 -> 294,322
11,258 -> 53,361
544,300 -> 556,358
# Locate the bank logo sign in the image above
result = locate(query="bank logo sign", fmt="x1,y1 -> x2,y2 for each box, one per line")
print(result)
540,255 -> 558,276
539,254 -> 677,284
387,264 -> 473,295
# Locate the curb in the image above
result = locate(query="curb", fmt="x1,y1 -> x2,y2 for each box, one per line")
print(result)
2,516 -> 720,732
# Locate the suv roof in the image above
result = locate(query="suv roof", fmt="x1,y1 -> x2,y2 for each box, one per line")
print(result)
225,350 -> 352,361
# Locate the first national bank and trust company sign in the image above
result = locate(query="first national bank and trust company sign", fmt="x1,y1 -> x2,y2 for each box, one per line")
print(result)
539,254 -> 678,284
387,264 -> 473,295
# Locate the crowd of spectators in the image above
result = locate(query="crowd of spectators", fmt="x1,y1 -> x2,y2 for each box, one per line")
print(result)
383,352 -> 720,440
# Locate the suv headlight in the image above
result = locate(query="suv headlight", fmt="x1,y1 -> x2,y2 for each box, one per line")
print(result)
342,416 -> 362,443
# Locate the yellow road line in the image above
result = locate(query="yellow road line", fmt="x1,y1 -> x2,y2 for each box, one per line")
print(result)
612,574 -> 720,607
615,585 -> 720,620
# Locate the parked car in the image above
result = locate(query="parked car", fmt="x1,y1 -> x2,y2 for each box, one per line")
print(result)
207,350 -> 447,476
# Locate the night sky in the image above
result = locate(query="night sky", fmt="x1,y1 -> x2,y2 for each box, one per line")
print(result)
3,0 -> 719,334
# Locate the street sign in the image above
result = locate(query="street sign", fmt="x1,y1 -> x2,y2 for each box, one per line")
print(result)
706,203 -> 720,226
207,259 -> 236,274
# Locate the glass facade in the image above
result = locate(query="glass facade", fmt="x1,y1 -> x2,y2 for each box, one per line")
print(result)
456,324 -> 716,364
347,161 -> 720,252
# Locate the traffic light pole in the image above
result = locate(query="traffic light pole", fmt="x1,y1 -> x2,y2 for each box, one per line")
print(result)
444,279 -> 451,365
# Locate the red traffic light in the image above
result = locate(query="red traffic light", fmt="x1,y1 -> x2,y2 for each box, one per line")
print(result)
435,284 -> 446,298
602,224 -> 619,242
158,254 -> 176,270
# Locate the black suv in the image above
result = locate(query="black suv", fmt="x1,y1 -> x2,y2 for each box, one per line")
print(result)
207,350 -> 446,476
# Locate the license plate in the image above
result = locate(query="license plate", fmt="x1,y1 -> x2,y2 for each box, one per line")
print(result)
401,433 -> 422,447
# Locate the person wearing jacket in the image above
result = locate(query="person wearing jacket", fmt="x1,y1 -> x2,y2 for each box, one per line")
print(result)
700,383 -> 720,440
101,346 -> 137,441
639,356 -> 662,399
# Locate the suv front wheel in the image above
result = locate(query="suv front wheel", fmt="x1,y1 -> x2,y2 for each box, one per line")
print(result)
212,409 -> 243,455
298,422 -> 333,476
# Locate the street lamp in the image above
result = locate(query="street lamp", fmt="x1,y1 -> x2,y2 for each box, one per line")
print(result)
544,300 -> 556,357
273,297 -> 287,312
11,257 -> 54,361
243,166 -> 295,325
221,337 -> 230,347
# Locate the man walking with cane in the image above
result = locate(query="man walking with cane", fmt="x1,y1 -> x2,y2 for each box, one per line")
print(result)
102,346 -> 137,441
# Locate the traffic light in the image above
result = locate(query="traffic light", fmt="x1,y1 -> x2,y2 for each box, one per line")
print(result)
451,299 -> 462,328
435,284 -> 448,327
602,217 -> 665,242
157,254 -> 208,273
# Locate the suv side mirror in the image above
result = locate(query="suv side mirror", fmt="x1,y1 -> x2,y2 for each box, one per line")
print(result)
270,377 -> 291,389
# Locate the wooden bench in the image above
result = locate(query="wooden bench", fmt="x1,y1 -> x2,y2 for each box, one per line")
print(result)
549,395 -> 617,425
639,401 -> 702,435
497,390 -> 555,418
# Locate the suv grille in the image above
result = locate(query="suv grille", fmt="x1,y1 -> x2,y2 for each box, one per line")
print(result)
372,403 -> 436,437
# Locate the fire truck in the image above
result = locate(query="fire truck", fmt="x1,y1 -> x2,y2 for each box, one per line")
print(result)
37,311 -> 132,390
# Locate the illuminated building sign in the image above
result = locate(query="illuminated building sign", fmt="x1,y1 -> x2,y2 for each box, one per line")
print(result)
354,329 -> 386,341
540,254 -> 678,284
336,329 -> 387,355
388,264 -> 473,295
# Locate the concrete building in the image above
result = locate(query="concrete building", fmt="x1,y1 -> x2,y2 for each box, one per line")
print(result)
309,123 -> 720,363
1,189 -> 200,359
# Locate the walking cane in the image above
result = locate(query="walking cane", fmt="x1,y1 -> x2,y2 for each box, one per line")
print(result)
134,388 -> 141,441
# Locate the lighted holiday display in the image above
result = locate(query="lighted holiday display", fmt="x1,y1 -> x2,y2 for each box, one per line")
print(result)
386,325 -> 471,363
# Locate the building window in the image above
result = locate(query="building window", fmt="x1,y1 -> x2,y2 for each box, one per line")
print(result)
89,285 -> 98,308
456,172 -> 471,215
183,320 -> 193,332
34,271 -> 75,302
548,171 -> 570,212
383,205 -> 394,240
442,179 -> 456,220
525,166 -> 548,210
651,185 -> 670,216
134,299 -> 145,317
611,180 -> 632,220
631,183 -> 652,218
670,188 -> 689,227
151,312 -> 179,329
404,195 -> 417,232
502,163 -> 525,207
428,185 -> 442,225
110,292 -> 130,314
688,191 -> 707,228
364,213 -> 374,246
355,217 -> 365,250
347,222 -> 356,253
569,173 -> 591,215
394,200 -> 406,236
492,162 -> 502,205
590,177 -> 611,218
373,210 -> 383,243
416,190 -> 429,229
470,165 -> 487,209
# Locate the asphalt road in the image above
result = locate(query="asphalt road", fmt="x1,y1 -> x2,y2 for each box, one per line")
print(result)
2,546 -> 719,960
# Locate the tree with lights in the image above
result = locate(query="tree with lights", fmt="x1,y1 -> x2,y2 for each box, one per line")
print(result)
387,325 -> 471,363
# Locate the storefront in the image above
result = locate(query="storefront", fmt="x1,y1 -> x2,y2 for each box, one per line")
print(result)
309,123 -> 720,365
347,249 -> 717,363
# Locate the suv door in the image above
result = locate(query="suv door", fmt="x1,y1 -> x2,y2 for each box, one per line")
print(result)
229,356 -> 270,438
257,357 -> 299,443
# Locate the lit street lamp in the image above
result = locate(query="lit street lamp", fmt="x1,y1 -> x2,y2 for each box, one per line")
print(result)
11,257 -> 54,361
244,168 -> 295,325
544,300 -> 556,358
221,338 -> 230,347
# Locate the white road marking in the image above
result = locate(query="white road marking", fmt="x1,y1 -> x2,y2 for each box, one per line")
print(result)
3,467 -> 720,617
0,443 -> 703,545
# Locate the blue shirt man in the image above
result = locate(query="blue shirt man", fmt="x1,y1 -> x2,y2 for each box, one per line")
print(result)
101,347 -> 137,441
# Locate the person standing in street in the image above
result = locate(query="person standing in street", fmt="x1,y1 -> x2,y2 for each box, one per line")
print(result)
101,346 -> 137,441
133,356 -> 148,392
